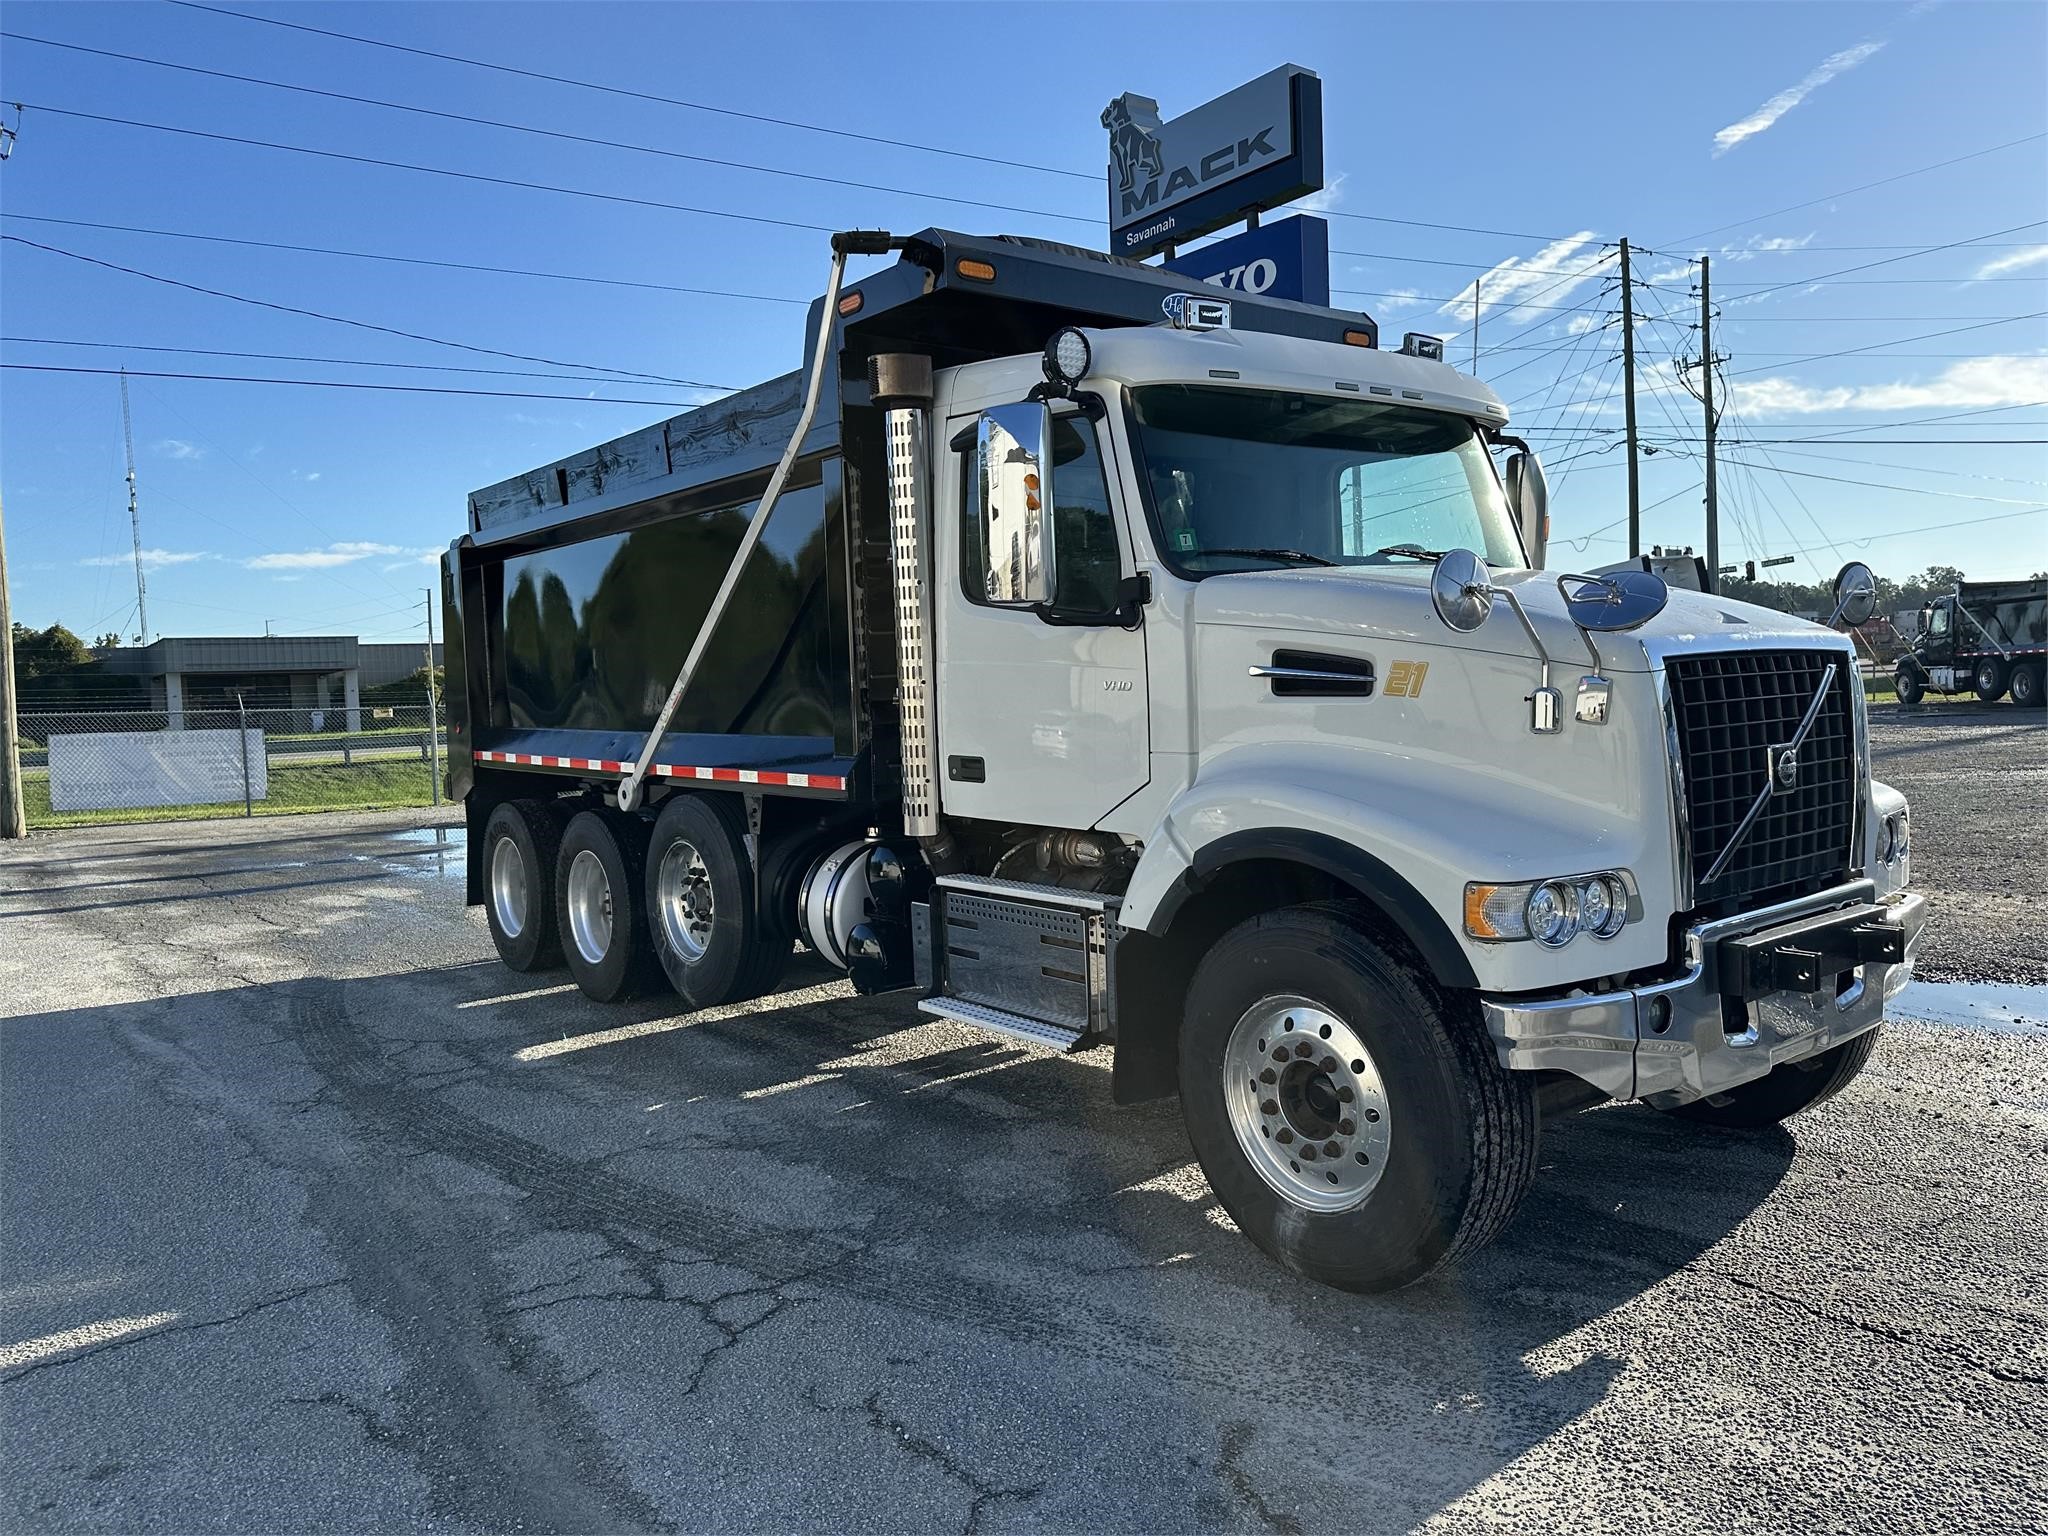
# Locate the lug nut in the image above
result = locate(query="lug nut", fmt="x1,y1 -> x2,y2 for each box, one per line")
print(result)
1261,1099 -> 1279,1116
1339,1118 -> 1355,1136
1276,1128 -> 1294,1145
1260,1067 -> 1277,1084
1323,1141 -> 1341,1158
1337,1086 -> 1355,1104
1319,1056 -> 1338,1073
1300,1145 -> 1318,1162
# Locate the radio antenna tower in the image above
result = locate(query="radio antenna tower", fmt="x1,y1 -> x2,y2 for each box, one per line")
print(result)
120,371 -> 149,644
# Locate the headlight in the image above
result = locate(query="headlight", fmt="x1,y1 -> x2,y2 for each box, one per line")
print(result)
1578,874 -> 1627,939
1464,871 -> 1635,945
1524,881 -> 1581,948
1879,810 -> 1909,866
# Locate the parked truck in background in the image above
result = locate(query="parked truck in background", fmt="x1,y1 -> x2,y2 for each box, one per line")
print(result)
441,228 -> 1926,1293
1895,576 -> 2048,707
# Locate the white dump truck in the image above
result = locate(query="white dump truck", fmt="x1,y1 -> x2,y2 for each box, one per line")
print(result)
443,229 -> 1926,1292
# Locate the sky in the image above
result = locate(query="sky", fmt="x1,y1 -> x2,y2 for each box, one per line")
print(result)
2,0 -> 2044,644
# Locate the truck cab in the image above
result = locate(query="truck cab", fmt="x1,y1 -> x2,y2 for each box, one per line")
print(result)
448,229 -> 1927,1293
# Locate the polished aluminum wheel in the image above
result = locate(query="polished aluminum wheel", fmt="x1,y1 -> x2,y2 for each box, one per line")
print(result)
1224,996 -> 1393,1213
564,848 -> 613,966
489,834 -> 528,940
655,839 -> 714,962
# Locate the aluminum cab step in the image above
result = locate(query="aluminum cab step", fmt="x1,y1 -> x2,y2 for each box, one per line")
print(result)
916,996 -> 1085,1053
934,873 -> 1119,916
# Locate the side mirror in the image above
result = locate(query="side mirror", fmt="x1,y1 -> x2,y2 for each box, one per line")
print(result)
970,402 -> 1054,606
1504,451 -> 1549,569
1430,548 -> 1495,632
1831,561 -> 1878,627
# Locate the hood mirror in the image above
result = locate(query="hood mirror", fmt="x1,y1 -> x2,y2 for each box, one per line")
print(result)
1430,548 -> 1495,632
1559,568 -> 1669,632
1830,561 -> 1878,627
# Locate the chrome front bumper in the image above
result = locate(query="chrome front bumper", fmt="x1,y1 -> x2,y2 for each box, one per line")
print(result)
1480,881 -> 1928,1107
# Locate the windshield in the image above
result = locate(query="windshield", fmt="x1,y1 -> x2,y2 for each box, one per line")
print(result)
1127,385 -> 1525,575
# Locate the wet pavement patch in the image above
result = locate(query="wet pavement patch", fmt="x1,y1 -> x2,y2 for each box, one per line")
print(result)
1891,980 -> 2048,1036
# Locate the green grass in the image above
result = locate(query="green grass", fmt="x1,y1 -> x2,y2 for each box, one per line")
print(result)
23,759 -> 441,829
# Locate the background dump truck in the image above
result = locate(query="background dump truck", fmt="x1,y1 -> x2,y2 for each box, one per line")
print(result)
1895,576 -> 2048,707
443,229 -> 1925,1293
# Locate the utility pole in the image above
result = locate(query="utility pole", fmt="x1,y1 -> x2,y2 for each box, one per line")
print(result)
1699,255 -> 1720,594
1619,238 -> 1642,559
120,372 -> 149,644
0,489 -> 25,838
423,587 -> 442,806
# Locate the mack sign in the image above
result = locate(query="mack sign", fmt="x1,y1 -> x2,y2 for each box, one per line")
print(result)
1104,65 -> 1324,261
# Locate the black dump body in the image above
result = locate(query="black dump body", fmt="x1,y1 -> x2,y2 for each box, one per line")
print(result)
1952,578 -> 2048,655
443,228 -> 1378,816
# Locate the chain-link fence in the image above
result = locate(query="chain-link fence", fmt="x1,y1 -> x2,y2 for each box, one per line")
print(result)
16,701 -> 447,828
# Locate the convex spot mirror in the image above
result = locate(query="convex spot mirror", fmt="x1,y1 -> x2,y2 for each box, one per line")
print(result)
969,402 -> 1054,606
1431,548 -> 1494,632
1504,451 -> 1550,569
1832,561 -> 1878,627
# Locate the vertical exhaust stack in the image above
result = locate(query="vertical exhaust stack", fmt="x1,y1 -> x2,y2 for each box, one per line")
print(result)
870,352 -> 938,838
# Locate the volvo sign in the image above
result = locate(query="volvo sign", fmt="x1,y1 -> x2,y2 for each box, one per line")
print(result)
1104,65 -> 1324,261
1161,214 -> 1331,306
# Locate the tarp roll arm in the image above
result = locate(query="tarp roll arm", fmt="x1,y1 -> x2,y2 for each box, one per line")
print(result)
616,231 -> 896,812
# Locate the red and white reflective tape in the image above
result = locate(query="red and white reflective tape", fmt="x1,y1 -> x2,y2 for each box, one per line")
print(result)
473,748 -> 844,792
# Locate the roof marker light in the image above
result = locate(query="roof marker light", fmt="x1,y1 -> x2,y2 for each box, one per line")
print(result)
956,258 -> 997,282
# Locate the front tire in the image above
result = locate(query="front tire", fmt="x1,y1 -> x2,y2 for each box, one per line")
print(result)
1893,668 -> 1923,706
645,794 -> 791,1008
482,799 -> 565,972
555,810 -> 662,1003
1974,657 -> 2008,703
1661,1027 -> 1881,1130
1178,903 -> 1539,1293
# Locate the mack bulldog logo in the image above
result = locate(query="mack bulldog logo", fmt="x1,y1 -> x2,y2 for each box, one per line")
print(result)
1101,93 -> 1165,192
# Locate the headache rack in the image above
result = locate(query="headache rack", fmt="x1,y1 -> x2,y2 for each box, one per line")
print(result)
1666,649 -> 1857,909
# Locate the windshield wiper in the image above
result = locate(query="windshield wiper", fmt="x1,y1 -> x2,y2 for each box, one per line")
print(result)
1366,544 -> 1447,563
1196,546 -> 1337,567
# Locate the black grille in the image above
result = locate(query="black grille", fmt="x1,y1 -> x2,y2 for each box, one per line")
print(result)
1666,650 -> 1856,907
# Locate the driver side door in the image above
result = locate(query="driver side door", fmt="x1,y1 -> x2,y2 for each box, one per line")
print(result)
934,404 -> 1150,828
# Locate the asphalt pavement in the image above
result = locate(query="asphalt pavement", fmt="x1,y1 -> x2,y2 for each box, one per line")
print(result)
1,709 -> 2042,1534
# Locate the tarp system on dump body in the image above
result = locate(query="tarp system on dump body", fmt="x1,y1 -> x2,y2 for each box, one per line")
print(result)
442,228 -> 1380,807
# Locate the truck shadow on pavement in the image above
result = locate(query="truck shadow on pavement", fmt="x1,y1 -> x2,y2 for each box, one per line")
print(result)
7,953 -> 1799,1534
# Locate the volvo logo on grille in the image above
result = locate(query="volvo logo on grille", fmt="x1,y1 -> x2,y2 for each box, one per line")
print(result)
1771,746 -> 1800,792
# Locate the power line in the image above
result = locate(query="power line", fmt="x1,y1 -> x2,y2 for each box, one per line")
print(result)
162,0 -> 1098,181
0,213 -> 810,304
2,235 -> 731,390
1716,221 -> 2048,302
14,103 -> 844,236
3,335 -> 715,388
1725,312 -> 2048,375
1662,132 -> 2048,247
1,364 -> 713,407
1771,505 -> 2046,556
161,1 -> 1586,243
0,31 -> 1103,228
1714,458 -> 2048,507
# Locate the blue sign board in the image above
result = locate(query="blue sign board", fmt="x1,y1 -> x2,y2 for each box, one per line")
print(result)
1104,66 -> 1324,261
1160,215 -> 1331,307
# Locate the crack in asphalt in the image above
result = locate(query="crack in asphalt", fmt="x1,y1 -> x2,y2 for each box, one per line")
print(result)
0,1280 -> 345,1387
1216,1422 -> 1305,1536
805,1386 -> 1042,1536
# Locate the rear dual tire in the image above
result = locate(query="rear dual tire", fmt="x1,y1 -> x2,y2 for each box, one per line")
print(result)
2010,663 -> 2043,709
1178,902 -> 1540,1294
645,794 -> 792,1009
555,811 -> 664,1003
483,799 -> 566,972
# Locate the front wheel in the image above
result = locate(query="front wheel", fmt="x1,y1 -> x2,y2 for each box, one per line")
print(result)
1178,903 -> 1540,1293
1893,668 -> 1923,706
1660,1027 -> 1881,1131
1974,657 -> 2008,703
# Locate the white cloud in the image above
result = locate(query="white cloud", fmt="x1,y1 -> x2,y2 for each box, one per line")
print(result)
1974,244 -> 2048,280
1565,313 -> 1599,336
1294,171 -> 1347,214
1718,234 -> 1816,263
79,548 -> 210,570
1373,287 -> 1428,313
381,553 -> 442,572
153,438 -> 206,462
1728,355 -> 2048,415
1713,41 -> 1885,156
1439,232 -> 1605,324
245,541 -> 435,571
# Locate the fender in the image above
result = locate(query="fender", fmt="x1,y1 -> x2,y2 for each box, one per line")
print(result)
1895,651 -> 1928,684
1118,741 -> 1680,995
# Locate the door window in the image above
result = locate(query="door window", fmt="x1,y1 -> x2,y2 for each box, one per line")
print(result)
1929,605 -> 1950,637
961,412 -> 1122,611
